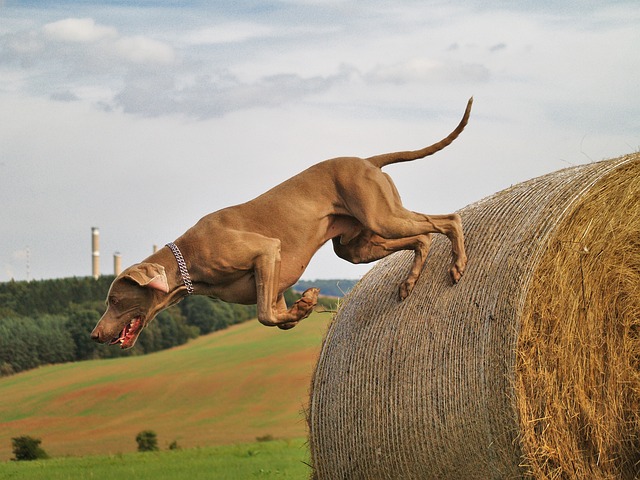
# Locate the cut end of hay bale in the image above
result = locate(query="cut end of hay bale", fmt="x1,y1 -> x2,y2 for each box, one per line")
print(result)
308,153 -> 640,480
516,160 -> 640,478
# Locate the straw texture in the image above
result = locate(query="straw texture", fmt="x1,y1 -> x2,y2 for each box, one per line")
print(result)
308,153 -> 640,479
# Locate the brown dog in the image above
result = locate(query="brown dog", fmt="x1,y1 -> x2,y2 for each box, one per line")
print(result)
91,98 -> 472,349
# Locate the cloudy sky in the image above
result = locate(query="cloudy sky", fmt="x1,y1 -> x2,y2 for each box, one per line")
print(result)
1,0 -> 638,283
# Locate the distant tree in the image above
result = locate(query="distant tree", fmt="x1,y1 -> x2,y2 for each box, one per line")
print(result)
231,302 -> 257,323
0,362 -> 15,376
0,318 -> 41,373
293,279 -> 357,297
34,316 -> 76,365
182,296 -> 227,334
136,430 -> 159,452
155,309 -> 198,349
0,316 -> 75,374
284,289 -> 299,306
136,314 -> 158,352
0,276 -> 114,318
65,308 -> 102,360
11,435 -> 49,461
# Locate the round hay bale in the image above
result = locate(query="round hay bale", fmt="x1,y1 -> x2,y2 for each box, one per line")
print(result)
308,153 -> 640,479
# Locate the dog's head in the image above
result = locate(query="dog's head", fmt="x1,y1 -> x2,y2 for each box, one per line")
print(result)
91,263 -> 170,349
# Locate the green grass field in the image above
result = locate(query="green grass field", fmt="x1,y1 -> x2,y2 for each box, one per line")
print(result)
0,438 -> 311,479
0,313 -> 331,462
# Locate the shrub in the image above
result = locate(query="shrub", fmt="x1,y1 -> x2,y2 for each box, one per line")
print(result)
135,430 -> 159,452
11,435 -> 49,461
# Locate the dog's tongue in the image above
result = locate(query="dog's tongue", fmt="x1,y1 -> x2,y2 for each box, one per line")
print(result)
121,317 -> 144,349
110,317 -> 143,347
110,324 -> 129,345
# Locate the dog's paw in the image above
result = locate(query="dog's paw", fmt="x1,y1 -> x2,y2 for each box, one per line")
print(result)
278,321 -> 299,330
449,259 -> 466,284
289,287 -> 320,320
301,287 -> 320,302
398,280 -> 415,301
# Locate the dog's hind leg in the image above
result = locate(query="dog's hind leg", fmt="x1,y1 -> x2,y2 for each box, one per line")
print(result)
339,169 -> 467,283
355,208 -> 466,283
332,230 -> 433,300
373,212 -> 465,284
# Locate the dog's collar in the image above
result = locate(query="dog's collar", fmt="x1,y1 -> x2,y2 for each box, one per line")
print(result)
165,242 -> 195,295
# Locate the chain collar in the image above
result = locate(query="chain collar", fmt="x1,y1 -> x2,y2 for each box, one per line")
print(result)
165,242 -> 194,295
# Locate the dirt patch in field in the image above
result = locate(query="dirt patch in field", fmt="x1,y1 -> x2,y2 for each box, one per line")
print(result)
0,315 -> 329,460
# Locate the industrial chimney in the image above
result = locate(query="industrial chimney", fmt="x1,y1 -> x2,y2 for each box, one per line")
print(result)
114,252 -> 122,276
91,227 -> 100,279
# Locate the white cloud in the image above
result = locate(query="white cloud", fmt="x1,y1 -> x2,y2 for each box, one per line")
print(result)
366,58 -> 490,85
182,23 -> 276,45
111,66 -> 352,118
114,35 -> 175,65
42,18 -> 117,43
1,17 -> 175,71
5,30 -> 43,55
50,90 -> 79,102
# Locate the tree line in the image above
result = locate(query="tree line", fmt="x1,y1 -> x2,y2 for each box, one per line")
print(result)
0,276 -> 258,376
292,279 -> 356,298
0,276 -> 342,377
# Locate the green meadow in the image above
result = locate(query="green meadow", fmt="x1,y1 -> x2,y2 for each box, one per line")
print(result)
0,312 -> 331,471
0,438 -> 310,479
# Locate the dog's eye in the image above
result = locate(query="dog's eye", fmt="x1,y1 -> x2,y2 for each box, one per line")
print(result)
109,296 -> 119,306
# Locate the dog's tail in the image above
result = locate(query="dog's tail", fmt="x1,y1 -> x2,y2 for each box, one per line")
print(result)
365,97 -> 473,169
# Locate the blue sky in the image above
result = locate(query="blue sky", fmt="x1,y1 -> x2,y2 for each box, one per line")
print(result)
0,0 -> 638,281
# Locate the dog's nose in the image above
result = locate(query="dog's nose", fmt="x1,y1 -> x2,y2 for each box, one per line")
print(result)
90,328 -> 101,343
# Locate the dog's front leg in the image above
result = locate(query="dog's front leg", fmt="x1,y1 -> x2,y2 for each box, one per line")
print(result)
273,289 -> 320,330
253,237 -> 318,328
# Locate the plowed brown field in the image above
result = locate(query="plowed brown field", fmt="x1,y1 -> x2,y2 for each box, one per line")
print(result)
0,313 -> 331,460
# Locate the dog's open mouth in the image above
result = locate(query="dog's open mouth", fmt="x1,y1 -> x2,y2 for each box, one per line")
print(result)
110,317 -> 144,349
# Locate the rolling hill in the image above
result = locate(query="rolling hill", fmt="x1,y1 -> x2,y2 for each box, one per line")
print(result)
0,313 -> 332,461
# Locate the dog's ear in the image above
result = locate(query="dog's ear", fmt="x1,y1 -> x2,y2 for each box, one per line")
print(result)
125,263 -> 169,293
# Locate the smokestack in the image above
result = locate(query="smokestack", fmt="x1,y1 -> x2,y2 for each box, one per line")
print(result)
114,252 -> 122,276
91,227 -> 100,279
153,244 -> 158,253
